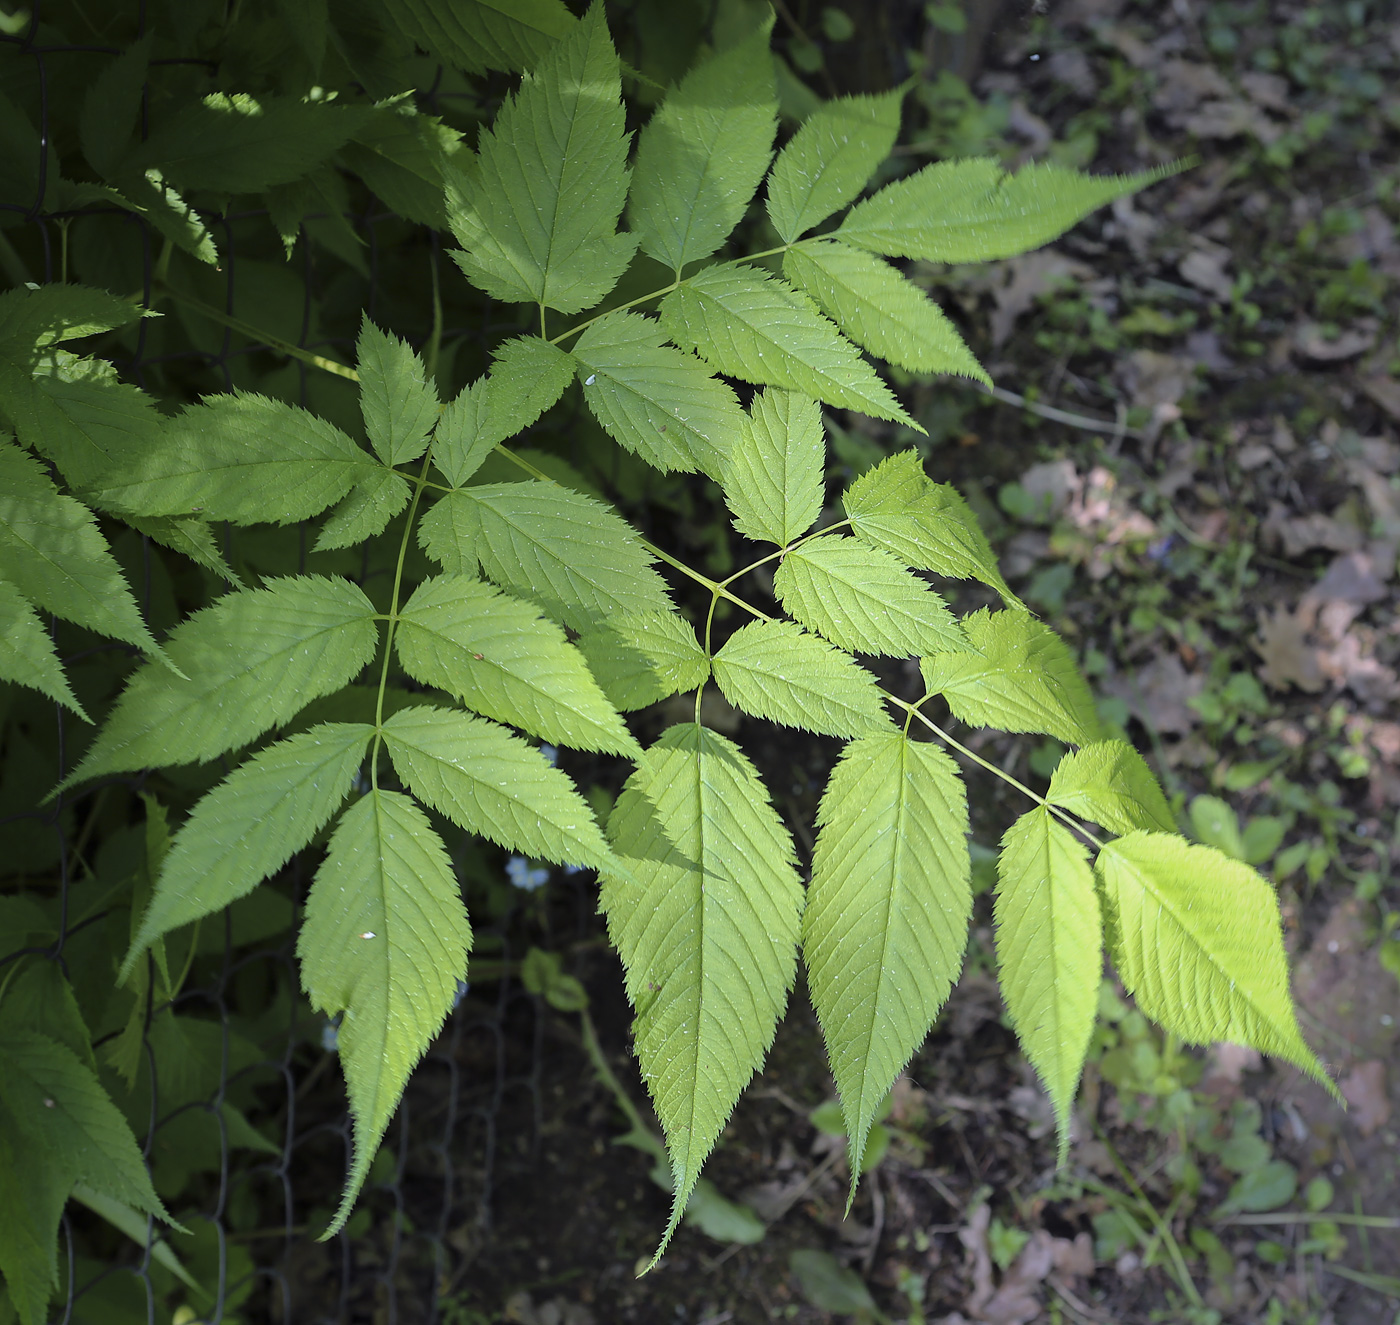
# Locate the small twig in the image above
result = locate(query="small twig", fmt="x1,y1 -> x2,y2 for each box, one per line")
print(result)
967,381 -> 1145,441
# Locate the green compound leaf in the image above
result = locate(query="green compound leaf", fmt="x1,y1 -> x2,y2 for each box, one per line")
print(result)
417,482 -> 671,631
765,86 -> 906,243
774,535 -> 964,657
572,311 -> 743,475
120,724 -> 373,980
382,705 -> 615,869
62,576 -> 379,790
783,240 -> 990,382
387,0 -> 575,76
995,805 -> 1100,1163
627,18 -> 776,272
434,335 -> 575,487
79,35 -> 150,177
575,611 -> 710,711
920,608 -> 1102,748
602,723 -> 803,1257
93,392 -> 378,524
0,437 -> 160,660
712,619 -> 891,738
314,468 -> 411,552
341,101 -> 465,231
299,789 -> 472,1237
803,732 -> 970,1204
659,264 -> 916,426
1096,833 -> 1333,1092
1049,741 -> 1175,835
449,5 -> 637,314
837,158 -> 1174,264
0,1092 -> 67,1325
396,573 -> 639,757
0,283 -> 143,349
356,318 -> 439,466
0,578 -> 86,717
721,388 -> 823,547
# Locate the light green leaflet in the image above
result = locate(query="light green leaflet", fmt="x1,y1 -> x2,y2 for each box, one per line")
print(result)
61,577 -> 379,790
0,283 -> 143,349
381,706 -> 615,870
1048,741 -> 1175,835
120,724 -> 374,979
0,578 -> 85,716
659,264 -> 916,426
417,481 -> 671,631
449,5 -> 636,314
298,789 -> 472,1236
837,158 -> 1173,264
627,19 -> 776,272
93,391 -> 378,524
603,723 -> 803,1257
995,806 -> 1100,1162
315,468 -> 411,552
434,336 -> 575,487
356,318 -> 439,466
572,312 -> 743,475
721,388 -> 823,547
1096,833 -> 1333,1092
803,733 -> 970,1203
574,611 -> 711,712
395,574 -> 639,757
342,102 -> 465,231
387,0 -> 576,76
783,241 -> 990,382
713,619 -> 891,739
0,436 -> 160,662
775,536 -> 964,658
765,86 -> 905,243
920,608 -> 1102,748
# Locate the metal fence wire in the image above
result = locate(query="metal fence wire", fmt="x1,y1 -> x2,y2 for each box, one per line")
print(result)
0,6 -> 581,1320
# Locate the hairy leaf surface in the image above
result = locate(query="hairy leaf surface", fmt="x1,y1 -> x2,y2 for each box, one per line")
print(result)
920,609 -> 1102,747
995,806 -> 1100,1160
774,536 -> 964,657
0,578 -> 85,716
1096,833 -> 1331,1089
721,388 -> 823,546
382,706 -> 614,868
713,620 -> 891,738
357,318 -> 439,465
396,574 -> 638,756
299,790 -> 471,1236
1049,741 -> 1175,835
575,611 -> 710,711
804,733 -> 970,1198
659,264 -> 914,425
603,723 -> 803,1252
388,0 -> 575,75
627,20 -> 776,271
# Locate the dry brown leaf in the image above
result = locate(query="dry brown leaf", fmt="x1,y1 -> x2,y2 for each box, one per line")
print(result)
1340,1061 -> 1392,1138
1293,320 -> 1378,361
1103,653 -> 1205,734
1360,376 -> 1400,423
1254,605 -> 1326,693
1262,502 -> 1366,557
1179,245 -> 1234,300
989,251 -> 1094,347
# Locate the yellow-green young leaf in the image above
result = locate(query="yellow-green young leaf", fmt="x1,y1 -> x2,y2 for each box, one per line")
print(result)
0,578 -> 86,717
995,806 -> 1100,1163
722,388 -> 823,546
803,733 -> 970,1203
119,724 -> 373,981
572,311 -> 743,475
713,619 -> 891,738
844,449 -> 1017,605
92,392 -> 378,524
774,535 -> 964,657
395,574 -> 639,757
837,158 -> 1176,264
314,468 -> 411,552
765,86 -> 906,243
1049,741 -> 1175,835
627,18 -> 777,272
1096,833 -> 1333,1092
783,241 -> 990,382
341,102 -> 465,231
387,0 -> 575,76
920,609 -> 1102,747
356,318 -> 439,466
659,265 -> 917,427
449,5 -> 637,313
61,577 -> 379,790
575,611 -> 710,711
382,706 -> 615,869
434,336 -> 576,487
602,723 -> 803,1257
416,482 -> 671,631
298,790 -> 471,1237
